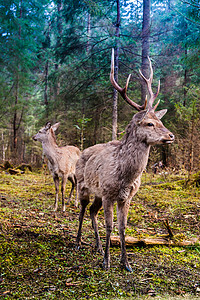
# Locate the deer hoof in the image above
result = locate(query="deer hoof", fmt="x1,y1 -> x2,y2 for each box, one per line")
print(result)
75,242 -> 81,250
121,261 -> 132,272
102,258 -> 110,271
96,246 -> 104,255
125,264 -> 133,272
76,237 -> 81,250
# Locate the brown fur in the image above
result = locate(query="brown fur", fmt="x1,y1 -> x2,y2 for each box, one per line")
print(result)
33,122 -> 81,211
76,110 -> 174,271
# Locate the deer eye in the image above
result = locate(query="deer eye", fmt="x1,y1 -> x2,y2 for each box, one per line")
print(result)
147,122 -> 154,127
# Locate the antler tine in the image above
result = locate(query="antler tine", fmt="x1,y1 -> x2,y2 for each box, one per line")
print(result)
139,56 -> 160,110
144,95 -> 147,110
110,48 -> 123,94
110,48 -> 146,111
153,99 -> 160,111
124,74 -> 131,93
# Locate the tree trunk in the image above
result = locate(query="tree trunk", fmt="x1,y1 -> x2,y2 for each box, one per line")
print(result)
183,68 -> 187,107
2,132 -> 8,161
161,145 -> 167,167
112,0 -> 120,141
13,0 -> 23,152
188,102 -> 195,176
93,107 -> 99,145
54,0 -> 62,98
44,60 -> 49,117
86,13 -> 91,54
57,0 -> 62,38
183,20 -> 188,107
141,0 -> 150,102
13,77 -> 19,150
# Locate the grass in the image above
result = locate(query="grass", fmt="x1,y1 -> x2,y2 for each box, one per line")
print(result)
0,170 -> 200,299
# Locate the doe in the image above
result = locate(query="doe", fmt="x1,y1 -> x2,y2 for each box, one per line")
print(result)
33,122 -> 81,211
76,49 -> 174,272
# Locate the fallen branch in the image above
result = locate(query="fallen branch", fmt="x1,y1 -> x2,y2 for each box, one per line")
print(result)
110,235 -> 199,247
163,219 -> 174,238
7,168 -> 20,175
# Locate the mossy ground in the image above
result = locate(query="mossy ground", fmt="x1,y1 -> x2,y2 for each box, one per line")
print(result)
0,170 -> 200,299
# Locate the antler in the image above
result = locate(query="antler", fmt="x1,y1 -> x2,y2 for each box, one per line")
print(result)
110,48 -> 147,111
139,57 -> 160,110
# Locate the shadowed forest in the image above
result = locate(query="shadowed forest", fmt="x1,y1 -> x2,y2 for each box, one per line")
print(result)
0,0 -> 200,299
0,0 -> 199,171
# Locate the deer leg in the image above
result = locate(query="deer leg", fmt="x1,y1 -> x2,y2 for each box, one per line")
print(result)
76,187 -> 89,248
67,175 -> 77,206
61,176 -> 67,212
102,199 -> 114,270
53,174 -> 59,211
117,199 -> 132,272
74,176 -> 78,207
90,196 -> 104,254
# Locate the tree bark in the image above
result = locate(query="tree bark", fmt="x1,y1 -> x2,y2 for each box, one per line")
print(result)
86,13 -> 91,54
2,132 -> 8,161
44,60 -> 49,117
54,0 -> 62,98
13,0 -> 23,152
57,0 -> 62,38
141,0 -> 150,102
44,21 -> 51,117
188,103 -> 195,176
112,0 -> 120,141
183,20 -> 188,107
13,78 -> 19,150
161,145 -> 168,167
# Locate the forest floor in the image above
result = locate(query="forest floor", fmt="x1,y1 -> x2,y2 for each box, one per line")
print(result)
0,169 -> 200,299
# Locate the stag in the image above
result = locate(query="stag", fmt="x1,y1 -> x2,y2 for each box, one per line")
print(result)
76,49 -> 174,271
33,122 -> 81,211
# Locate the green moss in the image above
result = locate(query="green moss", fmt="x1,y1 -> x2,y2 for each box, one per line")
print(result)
0,172 -> 200,299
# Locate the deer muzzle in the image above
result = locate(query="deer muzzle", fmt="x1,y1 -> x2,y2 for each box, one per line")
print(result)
32,135 -> 37,141
161,132 -> 174,144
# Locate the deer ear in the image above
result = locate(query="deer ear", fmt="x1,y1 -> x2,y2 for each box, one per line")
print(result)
136,110 -> 149,124
52,122 -> 60,132
155,109 -> 167,120
45,122 -> 51,130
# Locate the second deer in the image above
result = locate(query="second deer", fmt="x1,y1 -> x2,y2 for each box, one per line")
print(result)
33,122 -> 81,211
76,49 -> 174,272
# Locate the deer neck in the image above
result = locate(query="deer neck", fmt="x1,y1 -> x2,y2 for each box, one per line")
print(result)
42,135 -> 59,165
117,127 -> 150,183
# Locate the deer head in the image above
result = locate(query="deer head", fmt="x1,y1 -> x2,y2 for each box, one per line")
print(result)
33,122 -> 60,143
110,49 -> 174,145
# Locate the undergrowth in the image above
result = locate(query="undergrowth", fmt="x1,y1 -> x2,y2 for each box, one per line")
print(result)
0,171 -> 200,299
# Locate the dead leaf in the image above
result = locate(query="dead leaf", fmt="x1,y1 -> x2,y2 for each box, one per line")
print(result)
148,289 -> 156,296
3,291 -> 10,295
65,282 -> 77,287
65,281 -> 81,287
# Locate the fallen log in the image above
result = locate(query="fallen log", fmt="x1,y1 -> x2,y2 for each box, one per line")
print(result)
110,235 -> 199,247
7,168 -> 20,175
